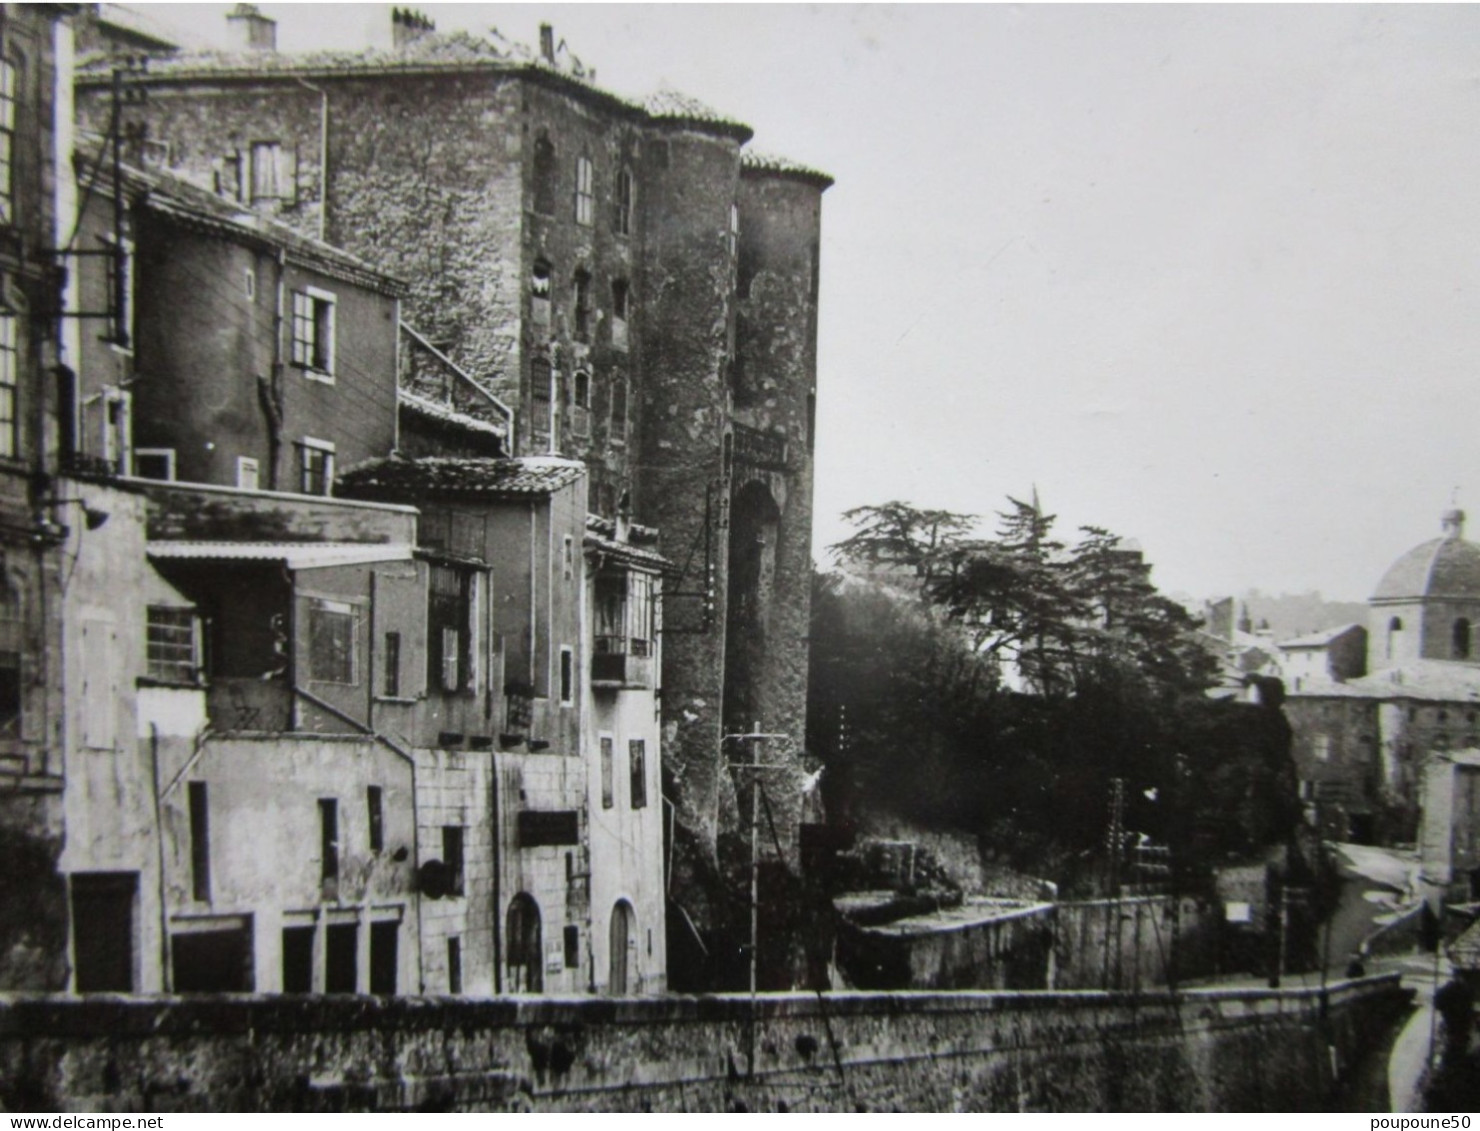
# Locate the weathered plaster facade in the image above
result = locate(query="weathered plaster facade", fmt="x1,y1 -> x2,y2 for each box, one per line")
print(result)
74,21 -> 830,984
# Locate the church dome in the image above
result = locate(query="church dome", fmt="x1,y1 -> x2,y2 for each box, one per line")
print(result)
1372,509 -> 1480,601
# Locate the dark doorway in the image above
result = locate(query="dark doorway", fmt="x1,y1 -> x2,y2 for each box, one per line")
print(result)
71,872 -> 137,992
171,924 -> 252,991
369,921 -> 398,994
282,926 -> 314,992
609,899 -> 635,994
505,893 -> 543,992
325,923 -> 358,992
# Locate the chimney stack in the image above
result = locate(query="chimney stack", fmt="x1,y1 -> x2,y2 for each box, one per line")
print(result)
539,23 -> 556,64
225,3 -> 276,51
391,7 -> 435,49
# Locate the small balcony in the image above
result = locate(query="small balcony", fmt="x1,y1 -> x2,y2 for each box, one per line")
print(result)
591,635 -> 653,689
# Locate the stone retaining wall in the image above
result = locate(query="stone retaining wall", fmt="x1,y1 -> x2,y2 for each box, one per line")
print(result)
0,975 -> 1410,1112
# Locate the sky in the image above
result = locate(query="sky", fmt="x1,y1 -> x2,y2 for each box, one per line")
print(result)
138,2 -> 1480,602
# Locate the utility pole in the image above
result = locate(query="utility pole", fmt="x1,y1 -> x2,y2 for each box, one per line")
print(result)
1103,777 -> 1125,990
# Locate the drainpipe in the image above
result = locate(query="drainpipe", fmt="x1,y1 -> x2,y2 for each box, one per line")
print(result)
294,76 -> 329,243
266,248 -> 287,491
529,502 -> 538,686
148,723 -> 174,991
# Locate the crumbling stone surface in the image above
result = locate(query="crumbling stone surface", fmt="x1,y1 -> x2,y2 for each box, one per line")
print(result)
0,976 -> 1411,1111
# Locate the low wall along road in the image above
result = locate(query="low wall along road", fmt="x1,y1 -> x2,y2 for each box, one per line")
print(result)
0,975 -> 1410,1112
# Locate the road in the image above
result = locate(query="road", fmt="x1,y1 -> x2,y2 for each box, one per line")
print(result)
1377,951 -> 1448,1113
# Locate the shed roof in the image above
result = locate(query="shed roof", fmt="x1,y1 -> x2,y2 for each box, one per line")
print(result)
398,389 -> 507,440
148,541 -> 414,569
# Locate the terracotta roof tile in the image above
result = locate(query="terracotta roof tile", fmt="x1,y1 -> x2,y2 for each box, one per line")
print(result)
339,456 -> 584,500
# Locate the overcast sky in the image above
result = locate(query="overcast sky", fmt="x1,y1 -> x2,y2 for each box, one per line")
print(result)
146,3 -> 1480,601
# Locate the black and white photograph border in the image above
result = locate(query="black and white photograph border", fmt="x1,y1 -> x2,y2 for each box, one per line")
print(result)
0,0 -> 1476,1115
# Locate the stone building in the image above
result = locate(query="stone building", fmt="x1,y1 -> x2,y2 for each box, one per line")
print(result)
1285,508 -> 1480,843
0,4 -> 80,991
46,124 -> 667,994
1274,624 -> 1367,692
1418,748 -> 1480,903
75,6 -> 831,986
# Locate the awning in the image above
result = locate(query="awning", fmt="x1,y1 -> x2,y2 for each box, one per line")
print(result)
147,541 -> 415,570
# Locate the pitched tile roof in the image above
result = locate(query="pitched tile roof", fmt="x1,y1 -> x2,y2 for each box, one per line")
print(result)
78,32 -> 755,143
740,148 -> 835,189
1277,623 -> 1365,649
584,514 -> 670,571
1289,660 -> 1480,702
339,456 -> 585,500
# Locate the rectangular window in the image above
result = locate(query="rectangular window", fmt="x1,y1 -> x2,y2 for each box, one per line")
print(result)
574,156 -> 594,225
573,271 -> 591,342
611,279 -> 629,351
560,646 -> 574,705
613,168 -> 633,236
281,926 -> 313,992
442,825 -> 465,896
530,259 -> 551,326
308,598 -> 357,684
290,288 -> 336,376
563,535 -> 575,579
629,739 -> 647,809
188,782 -> 211,902
610,377 -> 628,443
428,565 -> 473,693
0,59 -> 16,224
298,438 -> 335,496
530,357 -> 552,437
250,141 -> 281,201
446,936 -> 462,993
383,631 -> 401,697
367,785 -> 384,852
630,572 -> 653,657
0,650 -> 20,739
0,312 -> 17,458
133,448 -> 176,481
146,606 -> 198,684
600,736 -> 614,809
563,924 -> 580,969
319,798 -> 339,893
236,456 -> 260,491
1313,734 -> 1331,763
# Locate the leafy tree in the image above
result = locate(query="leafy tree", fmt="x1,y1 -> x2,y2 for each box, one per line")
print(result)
812,498 -> 1294,897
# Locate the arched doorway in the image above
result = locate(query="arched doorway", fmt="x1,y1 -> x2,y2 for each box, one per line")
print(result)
505,893 -> 543,992
609,899 -> 636,994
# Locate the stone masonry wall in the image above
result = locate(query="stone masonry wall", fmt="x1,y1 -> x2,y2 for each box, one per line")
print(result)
0,976 -> 1409,1112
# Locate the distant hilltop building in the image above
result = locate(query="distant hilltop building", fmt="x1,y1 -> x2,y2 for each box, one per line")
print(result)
71,5 -> 831,989
1284,507 -> 1480,873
